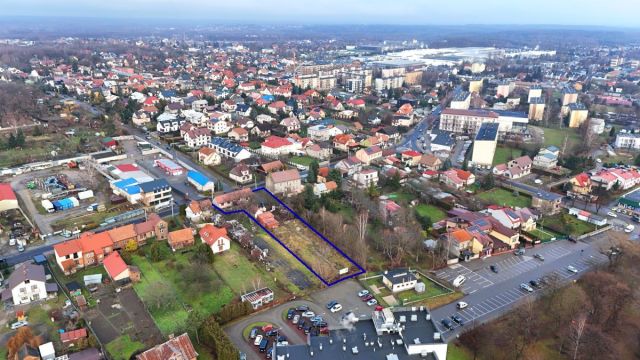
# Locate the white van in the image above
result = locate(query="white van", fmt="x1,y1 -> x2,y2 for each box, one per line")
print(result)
453,275 -> 466,288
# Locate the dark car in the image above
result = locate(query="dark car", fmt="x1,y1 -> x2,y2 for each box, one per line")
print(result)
277,336 -> 287,343
326,300 -> 338,309
296,305 -> 310,312
303,325 -> 312,334
362,294 -> 374,302
266,329 -> 279,337
286,308 -> 295,319
490,265 -> 499,273
441,318 -> 454,330
259,339 -> 269,352
529,280 -> 540,288
451,314 -> 465,326
313,321 -> 327,328
297,320 -> 306,330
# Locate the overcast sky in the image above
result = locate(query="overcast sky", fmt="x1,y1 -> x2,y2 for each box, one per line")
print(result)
3,0 -> 638,27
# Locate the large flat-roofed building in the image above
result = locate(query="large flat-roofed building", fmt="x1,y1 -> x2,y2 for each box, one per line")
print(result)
528,85 -> 543,102
471,123 -> 499,168
449,90 -> 471,110
614,133 -> 640,150
277,307 -> 447,360
439,108 -> 498,134
568,103 -> 589,128
528,97 -> 546,121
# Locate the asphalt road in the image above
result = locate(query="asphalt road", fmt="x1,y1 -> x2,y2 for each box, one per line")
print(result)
431,235 -> 612,340
397,117 -> 430,153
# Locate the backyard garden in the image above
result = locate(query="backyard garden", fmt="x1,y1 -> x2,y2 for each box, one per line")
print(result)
476,188 -> 532,208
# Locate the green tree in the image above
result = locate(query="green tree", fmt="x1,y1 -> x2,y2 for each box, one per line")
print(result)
441,159 -> 452,171
191,242 -> 214,264
609,126 -> 616,137
303,184 -> 317,211
328,169 -> 342,187
186,309 -> 206,344
7,133 -> 17,149
148,241 -> 170,262
482,172 -> 496,190
307,160 -> 319,183
634,153 -> 640,167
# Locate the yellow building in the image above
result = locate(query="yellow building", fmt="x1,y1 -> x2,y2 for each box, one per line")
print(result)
404,70 -> 423,85
471,123 -> 499,168
528,98 -> 546,121
568,103 -> 589,128
469,78 -> 483,93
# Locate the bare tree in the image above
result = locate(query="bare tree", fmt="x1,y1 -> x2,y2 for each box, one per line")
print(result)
568,313 -> 588,360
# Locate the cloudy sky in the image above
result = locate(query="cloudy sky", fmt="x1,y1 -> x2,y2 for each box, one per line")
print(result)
3,0 -> 638,27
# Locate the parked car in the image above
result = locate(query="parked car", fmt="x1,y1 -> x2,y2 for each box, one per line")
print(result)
362,294 -> 374,302
490,265 -> 499,273
515,248 -> 525,256
567,265 -> 578,273
452,275 -> 466,287
313,321 -> 327,328
456,301 -> 468,310
297,320 -> 306,329
261,324 -> 273,332
310,316 -> 323,323
534,254 -> 545,261
441,318 -> 454,330
286,308 -> 295,319
625,224 -> 635,233
326,300 -> 338,309
259,339 -> 269,352
301,311 -> 315,318
10,321 -> 28,330
529,280 -> 540,288
358,290 -> 370,297
17,244 -> 24,252
330,304 -> 343,313
292,315 -> 300,325
520,283 -> 534,292
266,329 -> 279,337
366,299 -> 378,306
451,314 -> 465,325
296,305 -> 310,312
250,328 -> 258,339
253,335 -> 263,346
607,211 -> 617,217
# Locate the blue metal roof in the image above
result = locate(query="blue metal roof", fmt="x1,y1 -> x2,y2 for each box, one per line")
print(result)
187,170 -> 211,186
139,179 -> 171,193
475,123 -> 499,141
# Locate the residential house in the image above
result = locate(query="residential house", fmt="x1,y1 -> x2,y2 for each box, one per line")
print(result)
333,134 -> 358,152
418,154 -> 442,171
569,173 -> 593,197
136,333 -> 197,360
306,143 -> 332,160
197,147 -> 221,166
2,263 -> 49,305
261,135 -> 299,156
132,111 -> 150,126
54,240 -> 84,274
313,181 -> 338,196
265,169 -> 303,196
335,156 -> 363,176
185,199 -> 213,223
103,252 -> 133,283
257,211 -> 279,230
493,156 -> 532,179
107,224 -> 138,250
210,137 -> 252,162
199,224 -> 231,254
401,150 -> 422,167
280,117 -> 301,132
228,127 -> 249,142
355,146 -> 383,165
353,168 -> 379,189
440,169 -> 476,189
382,269 -> 418,293
167,228 -> 195,252
533,146 -> 559,169
213,187 -> 252,209
229,163 -> 253,184
134,213 -> 168,243
259,160 -> 285,174
183,127 -> 211,148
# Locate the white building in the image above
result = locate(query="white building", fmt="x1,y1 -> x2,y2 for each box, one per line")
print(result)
615,133 -> 640,150
3,263 -> 49,305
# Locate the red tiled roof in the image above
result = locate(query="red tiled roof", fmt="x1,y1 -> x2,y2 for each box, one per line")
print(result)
136,333 -> 197,360
60,328 -> 87,342
262,135 -> 292,148
199,224 -> 229,246
54,239 -> 82,257
103,252 -> 128,279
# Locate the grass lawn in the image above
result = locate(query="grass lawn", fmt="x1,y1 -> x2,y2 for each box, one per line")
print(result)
476,188 -> 532,208
493,146 -> 523,166
386,191 -> 414,202
212,243 -> 282,297
447,343 -> 474,360
131,252 -> 234,335
106,335 -> 145,360
361,272 -> 451,307
542,213 -> 597,236
415,204 -> 447,222
537,127 -> 582,149
289,155 -> 316,167
528,226 -> 562,242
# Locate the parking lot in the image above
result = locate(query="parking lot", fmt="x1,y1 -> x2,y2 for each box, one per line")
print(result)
435,239 -> 586,294
225,280 -> 367,358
